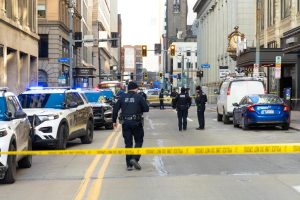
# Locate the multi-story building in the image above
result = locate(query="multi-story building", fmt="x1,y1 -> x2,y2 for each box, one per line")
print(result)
0,0 -> 39,94
37,0 -> 83,87
135,45 -> 143,85
193,0 -> 256,102
162,0 -> 188,88
110,0 -> 120,74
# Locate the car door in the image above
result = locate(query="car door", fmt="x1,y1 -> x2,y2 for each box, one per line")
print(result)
236,97 -> 247,124
65,92 -> 78,134
73,92 -> 89,131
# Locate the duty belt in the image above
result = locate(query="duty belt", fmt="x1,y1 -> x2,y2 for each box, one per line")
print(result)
120,115 -> 142,121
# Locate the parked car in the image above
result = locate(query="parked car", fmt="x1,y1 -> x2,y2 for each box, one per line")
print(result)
80,90 -> 113,129
216,77 -> 266,124
18,87 -> 94,149
0,88 -> 32,184
232,94 -> 290,130
146,89 -> 172,107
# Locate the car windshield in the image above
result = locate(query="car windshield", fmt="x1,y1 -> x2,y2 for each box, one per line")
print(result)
18,93 -> 65,109
147,90 -> 159,96
84,92 -> 102,103
249,95 -> 283,104
100,90 -> 114,99
0,97 -> 7,121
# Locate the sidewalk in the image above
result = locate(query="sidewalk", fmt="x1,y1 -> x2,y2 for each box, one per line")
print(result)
291,111 -> 300,130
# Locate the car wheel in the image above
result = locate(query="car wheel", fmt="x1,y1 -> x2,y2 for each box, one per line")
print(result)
81,120 -> 94,144
0,143 -> 17,184
233,114 -> 239,128
18,138 -> 32,169
242,117 -> 249,130
223,109 -> 230,124
282,123 -> 290,130
105,123 -> 114,130
217,108 -> 222,122
56,124 -> 68,150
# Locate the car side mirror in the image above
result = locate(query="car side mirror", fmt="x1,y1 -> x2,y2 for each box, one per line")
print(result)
232,103 -> 239,107
68,101 -> 78,108
15,110 -> 27,119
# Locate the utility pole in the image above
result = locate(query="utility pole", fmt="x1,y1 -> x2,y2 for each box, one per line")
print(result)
181,55 -> 184,88
68,0 -> 75,88
255,0 -> 261,72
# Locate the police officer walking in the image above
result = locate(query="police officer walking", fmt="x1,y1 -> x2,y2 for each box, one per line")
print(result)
112,82 -> 149,171
159,89 -> 164,110
170,88 -> 178,107
173,87 -> 192,131
195,86 -> 207,130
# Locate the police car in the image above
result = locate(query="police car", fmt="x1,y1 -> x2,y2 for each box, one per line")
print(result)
18,87 -> 94,149
0,88 -> 32,184
146,89 -> 172,107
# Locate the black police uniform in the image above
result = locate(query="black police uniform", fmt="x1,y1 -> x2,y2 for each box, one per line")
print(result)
170,90 -> 178,107
173,90 -> 192,131
159,90 -> 164,110
195,91 -> 207,129
113,87 -> 149,169
138,91 -> 147,101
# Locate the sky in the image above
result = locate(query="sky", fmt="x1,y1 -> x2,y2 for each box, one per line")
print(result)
118,0 -> 197,72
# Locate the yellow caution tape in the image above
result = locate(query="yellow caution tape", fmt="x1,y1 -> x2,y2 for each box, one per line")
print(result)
2,143 -> 300,155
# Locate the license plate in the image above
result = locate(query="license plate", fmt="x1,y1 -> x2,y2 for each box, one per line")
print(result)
264,110 -> 274,114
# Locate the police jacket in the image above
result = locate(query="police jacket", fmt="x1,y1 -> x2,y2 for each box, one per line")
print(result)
112,91 -> 149,123
159,92 -> 164,100
195,92 -> 207,110
138,92 -> 147,100
173,92 -> 192,111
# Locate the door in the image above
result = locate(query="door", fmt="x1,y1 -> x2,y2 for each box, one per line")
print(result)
73,92 -> 89,130
65,93 -> 78,133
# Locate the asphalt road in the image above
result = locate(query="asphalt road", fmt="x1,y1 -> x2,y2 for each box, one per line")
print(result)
1,105 -> 300,200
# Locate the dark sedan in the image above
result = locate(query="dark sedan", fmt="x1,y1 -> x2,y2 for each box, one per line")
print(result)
232,94 -> 290,130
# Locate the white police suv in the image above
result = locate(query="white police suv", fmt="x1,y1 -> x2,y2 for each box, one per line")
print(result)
0,88 -> 32,184
18,87 -> 94,150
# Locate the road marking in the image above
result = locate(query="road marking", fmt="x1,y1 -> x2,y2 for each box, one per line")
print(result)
187,118 -> 193,122
146,115 -> 155,130
74,126 -> 120,200
152,139 -> 168,176
87,130 -> 122,200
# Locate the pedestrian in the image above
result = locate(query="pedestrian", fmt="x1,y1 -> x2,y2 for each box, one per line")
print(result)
112,82 -> 149,171
138,89 -> 147,101
170,88 -> 178,108
173,87 -> 192,131
195,86 -> 207,130
159,89 -> 164,110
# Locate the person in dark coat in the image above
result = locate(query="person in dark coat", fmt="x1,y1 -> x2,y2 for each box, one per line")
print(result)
173,87 -> 192,131
195,86 -> 207,130
112,82 -> 149,171
170,88 -> 178,108
159,89 -> 164,110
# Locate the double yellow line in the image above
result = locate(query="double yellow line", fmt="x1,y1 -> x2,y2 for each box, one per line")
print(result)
74,126 -> 122,200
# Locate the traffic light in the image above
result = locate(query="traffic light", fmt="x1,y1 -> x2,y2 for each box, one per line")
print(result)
142,45 -> 147,57
117,73 -> 121,80
159,72 -> 163,79
170,45 -> 175,56
197,70 -> 204,78
130,72 -> 134,80
143,72 -> 148,80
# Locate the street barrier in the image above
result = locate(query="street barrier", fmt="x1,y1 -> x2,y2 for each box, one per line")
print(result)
2,143 -> 300,155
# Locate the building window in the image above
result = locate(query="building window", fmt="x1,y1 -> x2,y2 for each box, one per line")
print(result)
281,0 -> 291,19
259,0 -> 265,30
267,41 -> 277,48
62,39 -> 70,58
268,0 -> 275,27
186,50 -> 191,56
38,1 -> 46,18
39,34 -> 48,58
298,0 -> 300,12
178,62 -> 181,68
173,0 -> 180,13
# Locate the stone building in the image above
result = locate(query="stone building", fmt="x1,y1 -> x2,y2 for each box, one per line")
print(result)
0,0 -> 39,94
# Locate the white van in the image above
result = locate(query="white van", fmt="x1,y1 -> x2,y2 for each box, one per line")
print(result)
216,78 -> 265,124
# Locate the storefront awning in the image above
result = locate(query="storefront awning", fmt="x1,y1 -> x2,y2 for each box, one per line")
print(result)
236,48 -> 296,68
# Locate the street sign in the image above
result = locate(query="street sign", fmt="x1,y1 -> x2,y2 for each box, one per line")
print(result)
58,75 -> 66,85
58,57 -> 70,63
173,74 -> 177,78
164,73 -> 169,78
201,64 -> 210,69
276,56 -> 282,64
83,35 -> 94,47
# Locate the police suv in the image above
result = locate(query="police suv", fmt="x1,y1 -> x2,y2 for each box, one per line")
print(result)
0,88 -> 32,184
18,87 -> 94,150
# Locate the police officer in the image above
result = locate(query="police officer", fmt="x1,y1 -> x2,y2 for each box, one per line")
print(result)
112,82 -> 149,171
173,87 -> 192,131
170,88 -> 178,107
159,89 -> 164,110
195,86 -> 207,130
138,89 -> 147,101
